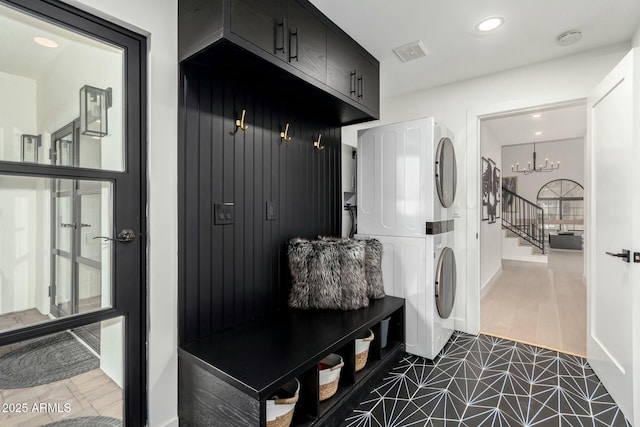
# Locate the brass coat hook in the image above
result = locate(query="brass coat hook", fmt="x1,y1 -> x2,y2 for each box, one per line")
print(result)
280,123 -> 292,142
313,134 -> 324,150
235,109 -> 249,132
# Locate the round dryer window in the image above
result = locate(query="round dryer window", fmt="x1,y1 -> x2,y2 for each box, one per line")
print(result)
435,247 -> 456,319
435,137 -> 457,208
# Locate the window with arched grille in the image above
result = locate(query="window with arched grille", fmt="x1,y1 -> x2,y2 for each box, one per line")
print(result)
537,179 -> 584,232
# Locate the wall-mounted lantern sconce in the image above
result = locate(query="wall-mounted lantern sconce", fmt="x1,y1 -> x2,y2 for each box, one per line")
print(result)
280,123 -> 292,142
313,134 -> 324,150
80,85 -> 112,138
21,134 -> 41,163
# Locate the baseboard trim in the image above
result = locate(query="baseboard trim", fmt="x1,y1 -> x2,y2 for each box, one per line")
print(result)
481,267 -> 502,298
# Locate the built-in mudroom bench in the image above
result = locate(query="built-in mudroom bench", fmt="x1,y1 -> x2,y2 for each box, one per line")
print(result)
178,0 -> 389,425
179,297 -> 405,426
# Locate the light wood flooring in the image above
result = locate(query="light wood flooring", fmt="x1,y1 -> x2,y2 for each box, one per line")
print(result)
481,250 -> 586,356
0,368 -> 123,426
0,309 -> 122,426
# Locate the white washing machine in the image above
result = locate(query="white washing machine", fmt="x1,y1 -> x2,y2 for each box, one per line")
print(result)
357,117 -> 457,360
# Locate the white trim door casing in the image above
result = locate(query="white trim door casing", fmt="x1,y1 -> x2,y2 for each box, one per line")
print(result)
466,97 -> 586,337
586,47 -> 640,425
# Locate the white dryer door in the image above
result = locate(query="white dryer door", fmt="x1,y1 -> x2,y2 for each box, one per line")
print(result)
435,246 -> 456,318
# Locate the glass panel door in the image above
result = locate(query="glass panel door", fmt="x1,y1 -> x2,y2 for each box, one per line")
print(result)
52,191 -> 75,317
0,1 -> 146,424
51,178 -> 113,318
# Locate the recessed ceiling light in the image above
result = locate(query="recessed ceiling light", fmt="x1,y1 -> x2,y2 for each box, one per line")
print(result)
34,37 -> 58,48
534,131 -> 543,136
476,17 -> 504,32
532,114 -> 542,118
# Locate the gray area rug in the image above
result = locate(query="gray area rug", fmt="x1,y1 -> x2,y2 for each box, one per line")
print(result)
0,332 -> 99,389
43,416 -> 122,426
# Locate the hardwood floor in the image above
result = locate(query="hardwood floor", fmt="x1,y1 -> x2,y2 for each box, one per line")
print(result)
0,309 -> 122,426
481,250 -> 586,356
0,309 -> 50,333
0,369 -> 123,426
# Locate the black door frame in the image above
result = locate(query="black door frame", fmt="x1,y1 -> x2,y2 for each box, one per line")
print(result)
0,1 -> 147,425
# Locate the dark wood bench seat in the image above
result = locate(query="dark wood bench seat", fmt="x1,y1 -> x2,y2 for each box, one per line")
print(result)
179,296 -> 405,426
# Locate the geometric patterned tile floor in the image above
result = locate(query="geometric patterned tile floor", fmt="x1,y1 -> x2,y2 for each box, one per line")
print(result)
343,332 -> 631,427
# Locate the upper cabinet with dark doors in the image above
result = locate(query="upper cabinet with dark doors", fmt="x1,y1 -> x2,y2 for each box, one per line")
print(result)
327,27 -> 379,113
179,0 -> 379,123
229,0 -> 288,61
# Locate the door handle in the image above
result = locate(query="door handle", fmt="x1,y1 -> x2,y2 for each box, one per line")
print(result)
275,19 -> 285,53
605,249 -> 630,263
288,28 -> 298,62
93,229 -> 136,243
350,71 -> 356,96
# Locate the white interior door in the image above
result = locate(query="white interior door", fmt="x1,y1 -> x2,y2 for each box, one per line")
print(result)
587,47 -> 640,425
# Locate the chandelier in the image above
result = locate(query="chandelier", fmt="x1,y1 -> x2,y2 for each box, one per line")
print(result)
511,142 -> 560,175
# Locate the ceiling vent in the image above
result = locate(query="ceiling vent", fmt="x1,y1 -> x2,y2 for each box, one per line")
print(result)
557,30 -> 582,46
393,40 -> 429,63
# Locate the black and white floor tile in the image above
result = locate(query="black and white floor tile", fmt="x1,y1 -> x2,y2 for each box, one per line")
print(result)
344,332 -> 631,427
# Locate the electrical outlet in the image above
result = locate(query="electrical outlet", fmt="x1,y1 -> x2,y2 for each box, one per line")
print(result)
214,203 -> 234,225
266,201 -> 276,221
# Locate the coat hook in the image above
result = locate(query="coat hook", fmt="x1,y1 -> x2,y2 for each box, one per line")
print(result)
313,134 -> 324,150
280,123 -> 292,142
235,109 -> 249,132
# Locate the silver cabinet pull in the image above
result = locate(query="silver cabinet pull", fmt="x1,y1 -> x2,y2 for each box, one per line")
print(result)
93,229 -> 136,243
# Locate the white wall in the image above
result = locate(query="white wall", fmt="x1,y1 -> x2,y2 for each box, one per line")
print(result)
37,42 -> 124,170
344,42 -> 629,334
0,177 -> 50,316
633,25 -> 640,48
0,73 -> 42,316
100,316 -> 124,388
0,178 -> 35,314
0,72 -> 37,162
64,1 -> 179,426
479,126 -> 502,291
502,138 -> 585,203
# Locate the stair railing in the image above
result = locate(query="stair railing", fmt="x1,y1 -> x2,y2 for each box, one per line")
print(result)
502,186 -> 545,253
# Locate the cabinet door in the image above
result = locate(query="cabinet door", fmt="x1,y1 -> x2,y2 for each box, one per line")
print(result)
327,28 -> 358,98
287,0 -> 327,83
356,53 -> 380,113
230,0 -> 288,60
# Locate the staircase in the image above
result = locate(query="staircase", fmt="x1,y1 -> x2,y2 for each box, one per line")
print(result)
502,186 -> 548,263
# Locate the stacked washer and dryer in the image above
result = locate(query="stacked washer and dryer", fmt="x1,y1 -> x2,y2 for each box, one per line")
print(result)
356,117 -> 458,360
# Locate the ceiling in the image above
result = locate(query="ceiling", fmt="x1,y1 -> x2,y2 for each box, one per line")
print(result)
309,0 -> 640,98
0,2 -> 119,81
482,103 -> 586,146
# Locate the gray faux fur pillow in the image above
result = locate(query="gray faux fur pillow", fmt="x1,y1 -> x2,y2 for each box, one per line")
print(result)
359,238 -> 385,299
288,238 -> 369,310
319,236 -> 386,299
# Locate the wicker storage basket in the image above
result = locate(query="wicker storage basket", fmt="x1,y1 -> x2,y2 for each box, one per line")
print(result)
355,329 -> 375,372
318,354 -> 344,401
266,377 -> 300,427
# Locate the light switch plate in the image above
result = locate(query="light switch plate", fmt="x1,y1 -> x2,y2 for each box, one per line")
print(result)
266,201 -> 276,221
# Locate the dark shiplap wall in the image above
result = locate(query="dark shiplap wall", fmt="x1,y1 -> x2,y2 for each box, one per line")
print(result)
179,64 -> 341,344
